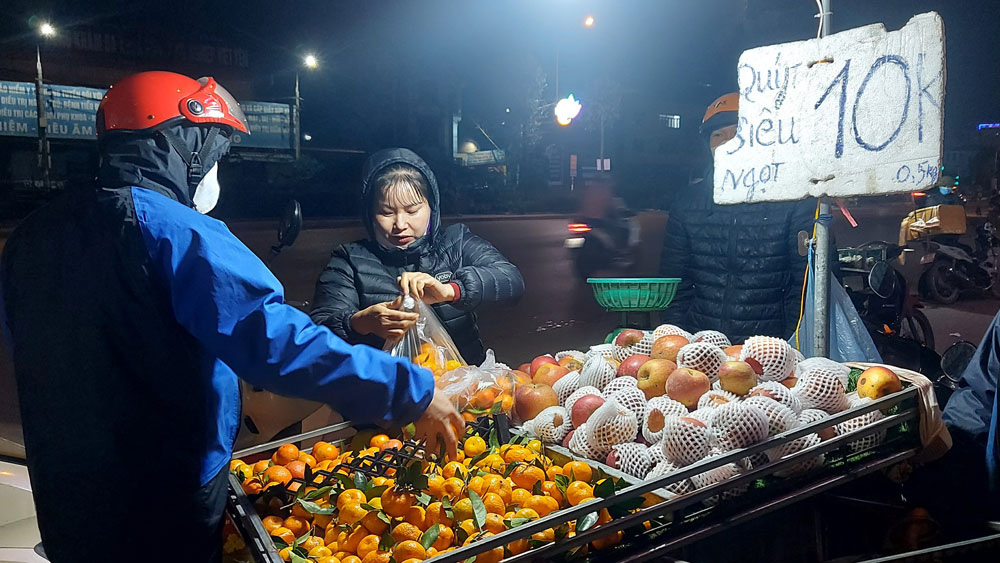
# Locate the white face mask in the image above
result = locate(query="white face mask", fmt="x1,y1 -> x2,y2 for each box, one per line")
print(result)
192,162 -> 221,214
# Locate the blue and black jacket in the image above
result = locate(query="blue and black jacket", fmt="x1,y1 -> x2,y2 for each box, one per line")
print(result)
0,125 -> 433,555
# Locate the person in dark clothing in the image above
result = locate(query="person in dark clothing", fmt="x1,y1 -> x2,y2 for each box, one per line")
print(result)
311,148 -> 524,365
660,93 -> 815,343
0,72 -> 462,563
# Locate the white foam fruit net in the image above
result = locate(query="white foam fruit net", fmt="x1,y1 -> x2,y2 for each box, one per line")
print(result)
677,342 -> 727,382
555,350 -> 586,362
749,381 -> 803,414
647,459 -> 695,495
643,396 -> 688,443
794,357 -> 851,389
743,396 -> 800,437
613,345 -> 633,363
661,415 -> 711,467
837,396 -> 886,453
691,459 -> 746,506
709,401 -> 770,452
631,333 -> 655,356
552,371 -> 582,406
530,406 -> 571,445
653,324 -> 693,342
691,330 -> 732,349
587,399 -> 639,453
603,376 -> 638,395
579,356 -> 617,391
766,433 -> 825,477
789,347 -> 806,365
793,372 -> 850,414
697,389 -> 739,410
564,385 -> 603,416
798,408 -> 830,427
611,442 -> 652,479
587,344 -> 617,361
740,336 -> 793,382
567,423 -> 604,460
609,386 -> 647,422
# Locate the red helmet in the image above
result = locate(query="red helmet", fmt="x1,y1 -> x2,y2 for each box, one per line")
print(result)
97,71 -> 248,137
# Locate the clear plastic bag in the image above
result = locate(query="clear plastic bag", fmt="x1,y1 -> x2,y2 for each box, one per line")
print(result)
384,296 -> 466,377
435,350 -> 520,419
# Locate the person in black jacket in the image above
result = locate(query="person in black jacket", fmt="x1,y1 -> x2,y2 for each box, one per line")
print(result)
311,148 -> 524,365
660,93 -> 814,343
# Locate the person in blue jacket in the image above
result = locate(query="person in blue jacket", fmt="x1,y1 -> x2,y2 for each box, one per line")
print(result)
0,71 -> 462,562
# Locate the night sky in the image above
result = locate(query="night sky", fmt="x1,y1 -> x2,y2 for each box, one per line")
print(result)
2,0 -> 998,149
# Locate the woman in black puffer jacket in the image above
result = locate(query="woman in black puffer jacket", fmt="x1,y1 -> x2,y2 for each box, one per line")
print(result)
311,148 -> 524,365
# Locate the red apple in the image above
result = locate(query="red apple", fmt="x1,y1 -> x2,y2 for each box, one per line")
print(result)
617,354 -> 650,378
606,450 -> 619,469
513,383 -> 558,422
665,368 -> 711,408
636,358 -> 677,400
718,360 -> 758,396
570,394 -> 605,427
781,377 -> 798,389
651,335 -> 689,363
646,408 -> 666,433
818,426 -> 837,441
680,416 -> 707,428
518,363 -> 531,374
533,363 -> 571,387
562,429 -> 575,448
724,345 -> 743,358
530,355 -> 558,375
558,356 -> 584,371
614,329 -> 645,348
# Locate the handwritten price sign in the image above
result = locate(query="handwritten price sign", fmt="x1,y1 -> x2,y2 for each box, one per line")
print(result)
714,12 -> 945,204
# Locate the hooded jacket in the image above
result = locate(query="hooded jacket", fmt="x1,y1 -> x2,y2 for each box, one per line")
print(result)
659,168 -> 815,343
0,127 -> 433,558
311,148 -> 524,365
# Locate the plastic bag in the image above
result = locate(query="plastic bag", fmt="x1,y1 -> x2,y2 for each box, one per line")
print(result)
791,249 -> 882,363
435,350 -> 522,420
384,296 -> 466,377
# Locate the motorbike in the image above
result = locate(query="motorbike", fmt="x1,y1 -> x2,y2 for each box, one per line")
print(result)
565,208 -> 640,279
918,221 -> 1000,304
840,242 -> 935,354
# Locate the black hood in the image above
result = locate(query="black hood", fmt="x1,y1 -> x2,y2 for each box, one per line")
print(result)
97,123 -> 230,207
360,148 -> 441,262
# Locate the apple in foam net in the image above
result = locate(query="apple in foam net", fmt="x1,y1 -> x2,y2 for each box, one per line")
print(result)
718,360 -> 758,396
651,335 -> 689,363
530,355 -> 558,375
617,354 -> 650,378
533,363 -> 571,387
513,383 -> 558,421
558,356 -> 584,371
665,368 -> 711,408
614,329 -> 645,348
562,429 -> 575,448
636,358 -> 677,400
570,395 -> 605,427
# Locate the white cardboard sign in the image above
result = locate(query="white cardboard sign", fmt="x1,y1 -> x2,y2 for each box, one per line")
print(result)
714,12 -> 945,204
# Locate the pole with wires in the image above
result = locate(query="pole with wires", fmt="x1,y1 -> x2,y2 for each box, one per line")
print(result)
813,0 -> 833,356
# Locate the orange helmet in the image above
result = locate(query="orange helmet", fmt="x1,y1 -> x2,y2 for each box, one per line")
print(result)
97,71 -> 248,137
700,92 -> 739,136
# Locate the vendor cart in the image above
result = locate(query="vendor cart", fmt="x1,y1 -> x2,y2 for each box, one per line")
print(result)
223,363 -> 996,563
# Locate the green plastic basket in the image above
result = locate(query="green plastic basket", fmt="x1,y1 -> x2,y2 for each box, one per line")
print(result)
586,278 -> 681,312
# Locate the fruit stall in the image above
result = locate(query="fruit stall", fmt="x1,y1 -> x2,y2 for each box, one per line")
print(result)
220,316 -> 951,563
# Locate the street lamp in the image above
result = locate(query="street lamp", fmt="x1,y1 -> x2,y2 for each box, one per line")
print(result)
35,21 -> 56,189
583,15 -> 595,28
294,53 -> 319,160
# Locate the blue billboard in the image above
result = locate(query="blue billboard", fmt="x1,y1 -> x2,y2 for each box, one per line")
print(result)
0,80 -> 292,150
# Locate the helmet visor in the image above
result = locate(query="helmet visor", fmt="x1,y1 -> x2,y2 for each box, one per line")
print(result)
197,77 -> 248,132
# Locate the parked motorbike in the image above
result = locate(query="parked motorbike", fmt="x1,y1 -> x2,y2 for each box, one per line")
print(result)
918,222 -> 1000,304
840,242 -> 935,352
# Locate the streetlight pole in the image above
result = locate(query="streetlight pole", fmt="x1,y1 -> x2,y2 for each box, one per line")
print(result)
293,72 -> 301,161
34,22 -> 55,190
